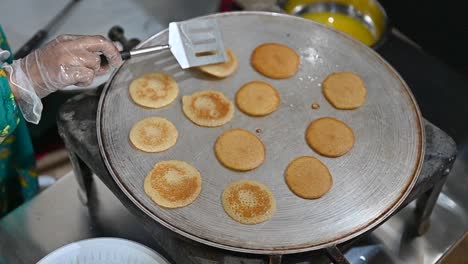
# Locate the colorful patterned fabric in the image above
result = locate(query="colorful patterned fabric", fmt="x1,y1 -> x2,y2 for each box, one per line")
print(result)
0,25 -> 38,216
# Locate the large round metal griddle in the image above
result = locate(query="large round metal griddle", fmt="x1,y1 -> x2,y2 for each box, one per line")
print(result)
97,12 -> 424,254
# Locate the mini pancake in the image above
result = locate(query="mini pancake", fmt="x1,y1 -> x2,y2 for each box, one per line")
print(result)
323,72 -> 367,110
144,160 -> 202,208
197,49 -> 238,78
129,73 -> 179,108
130,117 -> 178,153
182,90 -> 234,127
236,81 -> 281,116
222,180 -> 276,224
306,117 -> 355,157
285,156 -> 333,199
251,43 -> 300,79
215,129 -> 265,171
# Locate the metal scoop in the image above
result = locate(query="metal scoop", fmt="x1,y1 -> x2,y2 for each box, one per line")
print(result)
119,19 -> 227,69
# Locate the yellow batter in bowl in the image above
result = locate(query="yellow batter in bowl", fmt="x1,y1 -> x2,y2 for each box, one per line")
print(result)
285,0 -> 387,47
303,12 -> 375,46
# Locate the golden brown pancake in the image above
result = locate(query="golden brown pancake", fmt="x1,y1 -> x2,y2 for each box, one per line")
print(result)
236,81 -> 281,116
251,43 -> 300,79
129,117 -> 178,153
222,180 -> 276,224
215,129 -> 265,171
323,72 -> 367,110
306,117 -> 355,157
182,90 -> 234,127
144,160 -> 202,208
129,73 -> 179,108
198,49 -> 238,78
285,156 -> 333,199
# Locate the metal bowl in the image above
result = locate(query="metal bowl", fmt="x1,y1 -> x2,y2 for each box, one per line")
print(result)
281,0 -> 389,48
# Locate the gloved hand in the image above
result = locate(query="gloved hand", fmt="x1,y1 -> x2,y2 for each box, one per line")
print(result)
4,35 -> 123,124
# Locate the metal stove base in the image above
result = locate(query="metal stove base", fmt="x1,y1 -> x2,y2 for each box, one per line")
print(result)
52,89 -> 457,263
0,170 -> 466,264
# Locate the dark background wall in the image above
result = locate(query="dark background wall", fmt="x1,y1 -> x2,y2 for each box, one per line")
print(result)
377,0 -> 468,143
380,0 -> 468,76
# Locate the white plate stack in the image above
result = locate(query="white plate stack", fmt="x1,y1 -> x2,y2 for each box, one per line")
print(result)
38,238 -> 170,264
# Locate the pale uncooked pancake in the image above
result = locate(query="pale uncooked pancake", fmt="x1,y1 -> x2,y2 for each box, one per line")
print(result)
222,180 -> 276,224
198,49 -> 238,78
285,156 -> 333,199
306,117 -> 355,157
236,81 -> 281,116
215,129 -> 265,171
129,117 -> 178,153
182,90 -> 234,127
323,72 -> 367,110
251,43 -> 300,79
129,73 -> 179,108
144,160 -> 202,208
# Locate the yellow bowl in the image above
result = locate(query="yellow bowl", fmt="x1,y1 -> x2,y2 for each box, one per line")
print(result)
281,0 -> 388,48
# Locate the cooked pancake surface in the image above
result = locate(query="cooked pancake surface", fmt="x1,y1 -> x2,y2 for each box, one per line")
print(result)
285,156 -> 333,199
236,81 -> 281,116
129,73 -> 179,108
306,117 -> 355,157
130,117 -> 178,153
182,90 -> 234,127
222,180 -> 276,224
198,49 -> 238,78
323,72 -> 367,110
251,43 -> 300,79
215,129 -> 265,171
144,160 -> 202,208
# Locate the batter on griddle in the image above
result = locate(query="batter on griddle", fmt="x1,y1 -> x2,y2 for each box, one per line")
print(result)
215,129 -> 266,171
323,72 -> 367,110
285,156 -> 333,199
129,117 -> 178,153
236,81 -> 281,117
182,90 -> 234,127
129,73 -> 179,109
222,180 -> 276,224
198,49 -> 238,78
306,117 -> 355,157
251,43 -> 300,79
144,160 -> 202,208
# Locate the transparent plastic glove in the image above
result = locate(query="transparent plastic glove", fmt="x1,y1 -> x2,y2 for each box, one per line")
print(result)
5,35 -> 122,124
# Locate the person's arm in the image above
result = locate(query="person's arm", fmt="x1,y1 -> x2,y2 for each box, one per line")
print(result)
0,67 -> 20,143
3,34 -> 122,124
0,27 -> 20,143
